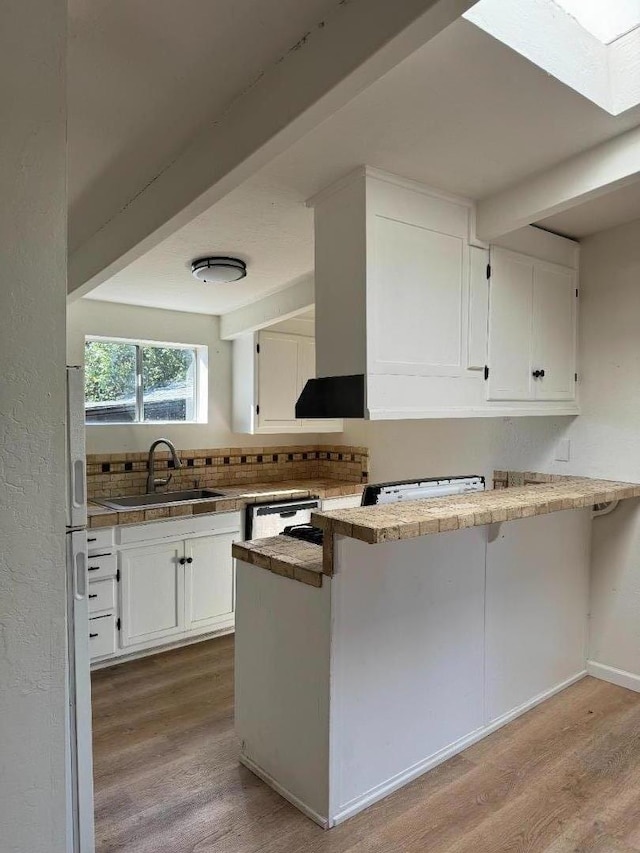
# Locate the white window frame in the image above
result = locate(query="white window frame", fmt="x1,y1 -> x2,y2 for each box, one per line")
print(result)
84,335 -> 208,425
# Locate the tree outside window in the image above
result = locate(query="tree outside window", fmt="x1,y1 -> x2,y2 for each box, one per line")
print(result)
85,338 -> 200,423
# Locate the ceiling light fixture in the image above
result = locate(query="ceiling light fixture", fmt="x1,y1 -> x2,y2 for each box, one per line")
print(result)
191,256 -> 247,284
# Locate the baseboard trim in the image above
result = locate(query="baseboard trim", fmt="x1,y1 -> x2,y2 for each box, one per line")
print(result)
331,670 -> 587,826
239,753 -> 329,830
587,660 -> 640,693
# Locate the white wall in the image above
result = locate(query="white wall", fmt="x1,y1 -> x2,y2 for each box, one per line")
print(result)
563,218 -> 640,687
560,219 -> 640,481
0,1 -> 68,851
68,299 -> 321,453
342,416 -> 574,486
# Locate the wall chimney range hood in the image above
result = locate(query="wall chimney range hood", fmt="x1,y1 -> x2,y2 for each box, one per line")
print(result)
295,374 -> 365,419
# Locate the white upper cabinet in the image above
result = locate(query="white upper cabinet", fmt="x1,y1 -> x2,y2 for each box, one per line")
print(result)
487,250 -> 535,401
309,165 -> 579,418
368,195 -> 469,379
532,262 -> 577,401
466,245 -> 491,372
487,248 -> 577,403
232,330 -> 343,434
257,332 -> 301,430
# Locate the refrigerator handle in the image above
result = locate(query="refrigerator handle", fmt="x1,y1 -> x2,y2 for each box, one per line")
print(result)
73,543 -> 87,601
72,458 -> 86,511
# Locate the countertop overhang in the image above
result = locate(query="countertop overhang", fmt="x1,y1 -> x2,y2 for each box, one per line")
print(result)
311,476 -> 640,545
233,474 -> 640,586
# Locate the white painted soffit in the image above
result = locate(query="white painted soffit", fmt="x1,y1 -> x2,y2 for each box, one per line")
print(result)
68,0 -> 477,301
476,123 -> 640,240
219,274 -> 314,340
465,0 -> 640,116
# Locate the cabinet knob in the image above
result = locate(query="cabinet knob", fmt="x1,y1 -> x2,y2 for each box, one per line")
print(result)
179,557 -> 186,565
532,369 -> 545,379
186,557 -> 193,564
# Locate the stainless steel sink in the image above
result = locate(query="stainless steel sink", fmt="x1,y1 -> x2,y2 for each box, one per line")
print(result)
94,489 -> 226,511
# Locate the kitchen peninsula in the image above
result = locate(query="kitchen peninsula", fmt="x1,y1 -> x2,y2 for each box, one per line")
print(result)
233,472 -> 640,829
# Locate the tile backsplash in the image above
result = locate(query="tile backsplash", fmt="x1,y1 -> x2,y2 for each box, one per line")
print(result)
493,470 -> 575,489
86,444 -> 369,500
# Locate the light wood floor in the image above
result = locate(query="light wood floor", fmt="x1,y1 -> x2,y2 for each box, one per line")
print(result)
92,636 -> 640,853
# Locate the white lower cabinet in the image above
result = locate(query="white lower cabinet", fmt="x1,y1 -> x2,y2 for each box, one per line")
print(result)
185,533 -> 236,631
88,614 -> 117,659
120,541 -> 185,648
88,578 -> 116,615
89,513 -> 241,665
87,533 -> 119,663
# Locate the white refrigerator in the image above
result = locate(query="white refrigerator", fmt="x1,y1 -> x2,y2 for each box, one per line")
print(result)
65,366 -> 95,852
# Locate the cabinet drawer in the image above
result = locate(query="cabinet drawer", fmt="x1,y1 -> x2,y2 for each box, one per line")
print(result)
87,527 -> 115,553
89,614 -> 117,659
87,553 -> 117,581
88,579 -> 116,615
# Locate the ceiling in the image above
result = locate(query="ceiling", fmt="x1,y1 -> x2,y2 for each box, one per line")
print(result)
83,16 -> 640,316
68,0 -> 341,251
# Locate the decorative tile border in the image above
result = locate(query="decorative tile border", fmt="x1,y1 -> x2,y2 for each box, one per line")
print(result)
86,444 -> 369,500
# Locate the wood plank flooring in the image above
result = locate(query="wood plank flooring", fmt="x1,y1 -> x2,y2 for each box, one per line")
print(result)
92,637 -> 640,853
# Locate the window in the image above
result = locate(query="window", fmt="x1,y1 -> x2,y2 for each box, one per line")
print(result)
84,337 -> 206,424
465,0 -> 640,115
552,0 -> 640,45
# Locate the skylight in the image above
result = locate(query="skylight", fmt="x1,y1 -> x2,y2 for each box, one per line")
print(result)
464,0 -> 640,115
553,0 -> 640,44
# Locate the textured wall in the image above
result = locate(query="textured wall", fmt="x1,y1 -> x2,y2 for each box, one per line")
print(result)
0,1 -> 68,851
67,299 -> 323,453
342,415 -> 573,486
560,219 -> 640,481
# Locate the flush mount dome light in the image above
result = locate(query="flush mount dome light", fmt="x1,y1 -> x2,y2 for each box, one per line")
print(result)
191,256 -> 247,284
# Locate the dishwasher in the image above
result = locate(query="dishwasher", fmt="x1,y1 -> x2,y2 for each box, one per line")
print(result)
244,497 -> 321,540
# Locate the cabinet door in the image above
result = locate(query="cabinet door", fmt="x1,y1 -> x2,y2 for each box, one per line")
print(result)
119,542 -> 185,648
532,263 -> 577,401
296,337 -> 343,432
184,531 -> 238,631
487,249 -> 534,401
369,216 -> 468,377
466,245 -> 490,371
256,332 -> 300,430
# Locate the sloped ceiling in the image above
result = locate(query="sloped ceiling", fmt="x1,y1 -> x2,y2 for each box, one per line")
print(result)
79,16 -> 640,315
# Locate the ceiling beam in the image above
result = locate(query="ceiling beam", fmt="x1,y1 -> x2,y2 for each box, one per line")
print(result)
220,275 -> 314,340
68,0 -> 476,299
476,124 -> 640,241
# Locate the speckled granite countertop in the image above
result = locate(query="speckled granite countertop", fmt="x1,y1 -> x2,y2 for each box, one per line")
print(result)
311,477 -> 640,545
87,479 -> 364,529
234,474 -> 640,586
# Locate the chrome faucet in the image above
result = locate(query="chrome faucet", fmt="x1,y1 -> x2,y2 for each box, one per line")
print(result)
146,438 -> 182,493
